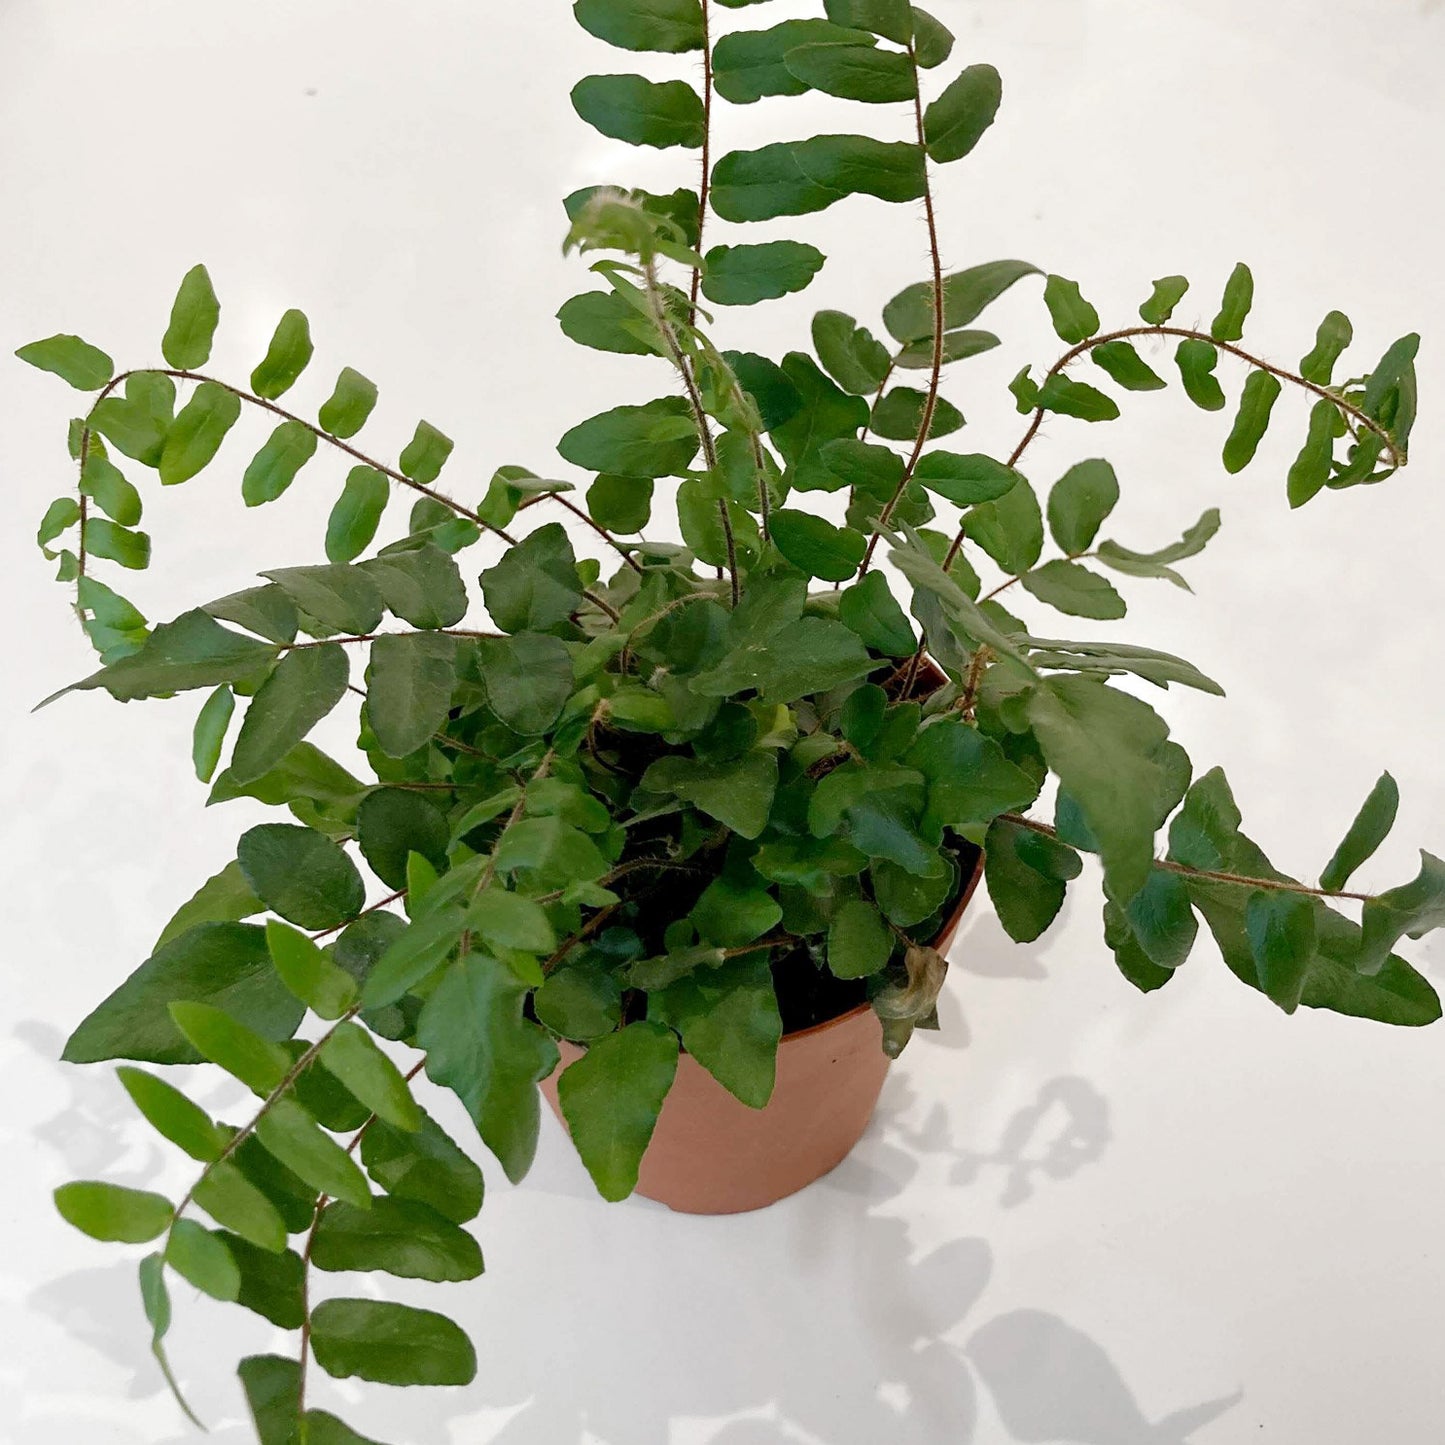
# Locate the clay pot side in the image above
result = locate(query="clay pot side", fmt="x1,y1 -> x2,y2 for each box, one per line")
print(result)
540,851 -> 986,1216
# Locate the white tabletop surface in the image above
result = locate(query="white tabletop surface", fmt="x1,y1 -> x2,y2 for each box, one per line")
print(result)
3,2 -> 1444,1442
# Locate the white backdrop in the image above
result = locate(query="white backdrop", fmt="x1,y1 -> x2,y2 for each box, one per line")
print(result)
2,2 -> 1444,1442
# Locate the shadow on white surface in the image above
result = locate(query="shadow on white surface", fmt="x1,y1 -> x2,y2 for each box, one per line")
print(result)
16,1019 -> 1239,1445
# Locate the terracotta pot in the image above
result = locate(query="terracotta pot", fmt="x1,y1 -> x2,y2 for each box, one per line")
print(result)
540,850 -> 985,1216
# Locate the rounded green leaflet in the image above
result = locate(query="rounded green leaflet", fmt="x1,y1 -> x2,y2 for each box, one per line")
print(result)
319,1021 -> 423,1131
827,898 -> 894,978
265,920 -> 358,1020
83,517 -> 151,569
573,0 -> 705,53
1222,369 -> 1282,474
1286,399 -> 1338,509
117,1065 -> 228,1162
326,466 -> 389,562
16,333 -> 115,390
701,241 -> 826,306
55,1181 -> 175,1243
1139,274 -> 1189,325
311,1196 -> 482,1281
1047,458 -> 1120,554
242,421 -> 319,506
571,73 -> 706,149
162,264 -> 221,369
310,1298 -> 477,1386
81,451 -> 143,524
915,452 -> 1022,507
399,419 -> 454,484
768,509 -> 865,581
237,822 -> 366,931
318,367 -> 379,438
1174,338 -> 1227,411
782,41 -> 916,103
588,473 -> 654,532
166,1219 -> 241,1302
1043,275 -> 1100,345
1211,261 -> 1254,342
228,643 -> 350,786
923,63 -> 1002,163
253,1097 -> 372,1207
1090,340 -> 1166,392
250,308 -> 313,399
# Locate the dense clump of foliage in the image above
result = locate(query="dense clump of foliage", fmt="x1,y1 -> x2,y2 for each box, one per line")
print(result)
21,1 -> 1437,1439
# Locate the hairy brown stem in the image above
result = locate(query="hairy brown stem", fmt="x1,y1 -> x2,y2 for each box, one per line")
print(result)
689,0 -> 713,323
517,489 -> 644,574
998,813 -> 1376,903
860,45 -> 944,576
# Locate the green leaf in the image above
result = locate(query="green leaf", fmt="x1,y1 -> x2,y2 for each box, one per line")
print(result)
1221,369 -> 1282,474
480,522 -> 583,633
923,64 -> 1002,163
839,570 -> 915,655
313,1196 -> 481,1280
984,818 -> 1080,942
641,749 -> 779,839
1012,366 -> 1040,412
319,1022 -> 421,1131
205,582 -> 300,645
783,41 -> 916,103
1173,338 -> 1226,411
158,382 -> 241,485
1037,373 -> 1120,422
366,632 -> 459,758
911,6 -> 953,65
573,0 -> 704,52
535,965 -> 623,1041
558,290 -> 661,356
263,564 -> 385,634
365,544 -> 468,629
711,136 -> 926,222
883,259 -> 1040,345
1096,506 -> 1219,583
571,73 -> 705,148
1043,275 -> 1100,345
193,1163 -> 288,1252
326,466 -> 389,562
192,685 -> 235,783
588,473 -> 653,532
1139,275 -> 1189,326
158,865 -> 259,953
1021,560 -> 1125,620
117,1066 -> 228,1161
1286,399 -> 1337,509
166,1219 -> 240,1301
359,906 -> 466,1009
242,421 -> 318,506
210,740 -> 367,813
254,1097 -> 371,1207
811,310 -> 892,394
478,632 -> 575,734
238,823 -> 365,930
1299,311 -> 1352,386
491,818 -> 608,888
162,265 -> 221,369
1104,898 -> 1175,993
827,898 -> 893,978
63,923 -> 302,1065
1358,852 -> 1445,976
1091,340 -> 1166,392
54,1181 -> 173,1243
651,953 -> 782,1108
1211,262 -> 1254,342
311,1298 -> 476,1386
356,788 -> 449,890
230,643 -> 349,784
964,475 -> 1043,576
692,874 -> 783,948
362,1110 -> 484,1224
824,0 -> 912,43
895,327 -> 1001,370
250,309 -> 313,399
770,353 -> 872,471
224,1235 -> 306,1328
266,920 -> 358,1020
1246,890 -> 1316,1012
559,397 -> 698,477
238,1356 -> 300,1445
1047,458 -> 1119,554
85,518 -> 153,571
16,333 -> 114,390
914,451 -> 1021,507
1321,772 -> 1399,894
89,376 -> 172,464
558,1022 -> 680,1200
300,1412 -> 389,1445
871,386 -> 964,441
1028,675 -> 1169,902
702,241 -> 826,306
1124,868 -> 1197,970
169,1000 -> 291,1094
399,420 -> 454,485
871,850 -> 955,927
769,510 -> 864,581
905,718 -> 1038,834
36,496 -> 80,547
319,367 -> 379,438
713,20 -> 875,104
692,616 -> 876,706
417,955 -> 560,1183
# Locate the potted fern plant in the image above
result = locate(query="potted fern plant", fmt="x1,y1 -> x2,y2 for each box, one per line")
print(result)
20,0 -> 1438,1439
